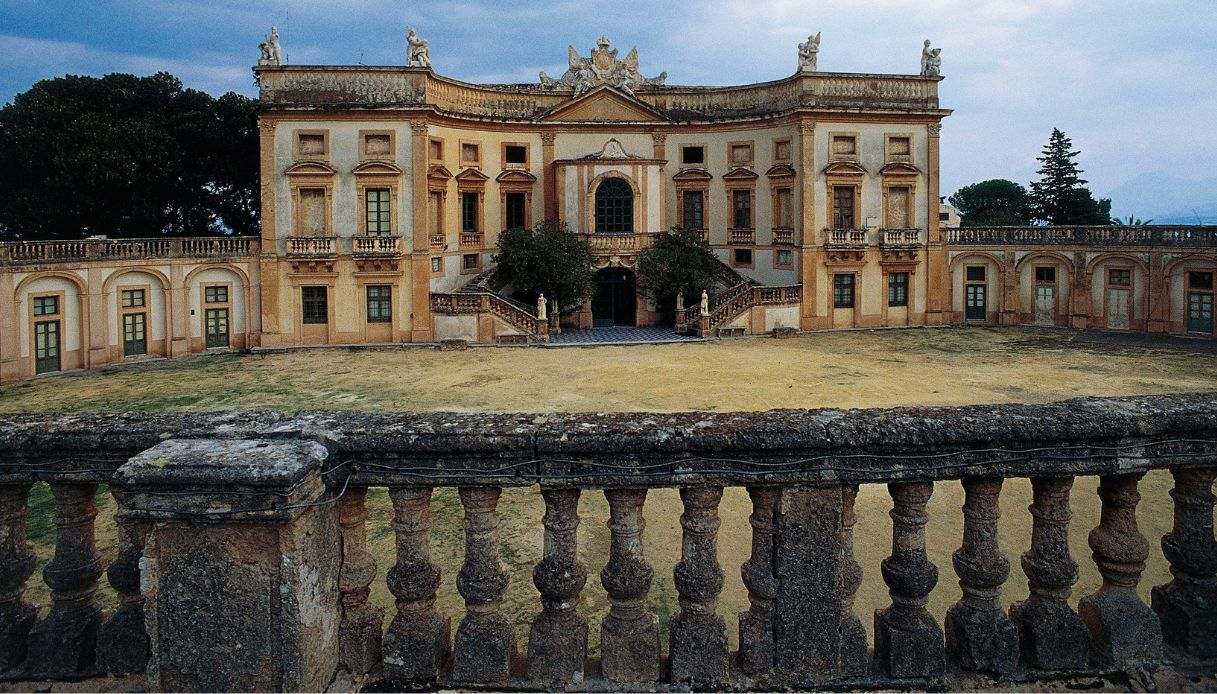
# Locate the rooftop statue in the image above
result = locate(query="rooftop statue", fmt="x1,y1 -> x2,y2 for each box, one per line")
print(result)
407,26 -> 431,68
539,36 -> 667,96
258,26 -> 282,67
798,32 -> 821,72
920,40 -> 942,76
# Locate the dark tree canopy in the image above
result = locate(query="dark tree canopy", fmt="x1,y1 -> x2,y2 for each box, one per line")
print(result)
636,226 -> 724,317
0,72 -> 259,240
948,179 -> 1033,227
1029,128 -> 1112,225
493,219 -> 594,310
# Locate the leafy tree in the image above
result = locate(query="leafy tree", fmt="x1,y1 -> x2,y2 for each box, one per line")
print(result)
0,72 -> 259,240
1029,128 -> 1112,225
636,227 -> 724,318
948,179 -> 1033,226
493,219 -> 594,310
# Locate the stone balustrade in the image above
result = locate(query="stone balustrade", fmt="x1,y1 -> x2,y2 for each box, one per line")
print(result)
2,393 -> 1217,691
284,235 -> 337,258
729,228 -> 755,245
945,225 -> 1217,248
350,235 -> 402,258
583,232 -> 654,254
458,231 -> 483,249
772,227 -> 795,245
823,227 -> 869,247
0,236 -> 258,265
880,227 -> 923,247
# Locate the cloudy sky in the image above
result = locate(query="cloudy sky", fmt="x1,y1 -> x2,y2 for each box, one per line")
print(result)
2,0 -> 1215,217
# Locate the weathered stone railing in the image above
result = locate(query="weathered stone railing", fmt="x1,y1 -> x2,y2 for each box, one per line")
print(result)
2,394 -> 1216,690
945,225 -> 1217,247
350,235 -> 402,257
772,227 -> 795,245
729,228 -> 755,245
880,227 -> 923,247
682,282 -> 801,336
583,232 -> 654,253
430,290 -> 544,339
824,228 -> 869,247
285,235 -> 337,258
0,236 -> 258,265
459,231 -> 483,248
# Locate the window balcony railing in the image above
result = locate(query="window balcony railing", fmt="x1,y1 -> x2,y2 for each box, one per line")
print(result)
879,228 -> 923,247
729,228 -> 755,245
1,236 -> 257,264
459,231 -> 483,248
429,232 -> 447,249
772,227 -> 796,245
284,235 -> 337,259
823,228 -> 869,247
351,235 -> 402,258
582,232 -> 654,253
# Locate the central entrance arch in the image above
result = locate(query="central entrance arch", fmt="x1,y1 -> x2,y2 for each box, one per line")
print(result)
591,267 -> 637,327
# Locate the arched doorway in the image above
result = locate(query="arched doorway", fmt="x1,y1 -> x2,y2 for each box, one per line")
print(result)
592,267 -> 637,327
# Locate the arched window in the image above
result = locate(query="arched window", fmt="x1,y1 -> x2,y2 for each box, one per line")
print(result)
595,177 -> 633,234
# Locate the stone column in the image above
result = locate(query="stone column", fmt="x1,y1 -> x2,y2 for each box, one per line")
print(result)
24,483 -> 105,679
97,489 -> 150,675
451,487 -> 515,686
0,483 -> 37,672
875,481 -> 946,678
945,478 -> 1017,676
1009,476 -> 1089,670
337,487 -> 384,676
773,486 -> 866,685
116,439 -> 341,692
600,488 -> 659,683
527,488 -> 587,685
1153,467 -> 1217,658
738,487 -> 776,676
1079,473 -> 1162,667
670,487 -> 728,685
382,487 -> 450,682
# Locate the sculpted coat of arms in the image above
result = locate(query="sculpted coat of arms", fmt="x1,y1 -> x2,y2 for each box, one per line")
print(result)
540,37 -> 667,96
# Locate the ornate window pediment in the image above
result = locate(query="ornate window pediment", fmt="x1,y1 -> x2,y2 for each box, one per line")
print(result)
672,167 -> 713,182
541,85 -> 669,123
427,164 -> 453,181
823,161 -> 868,176
455,167 -> 489,183
352,160 -> 402,176
284,160 -> 336,176
723,166 -> 760,181
495,169 -> 538,184
766,163 -> 797,179
879,161 -> 922,176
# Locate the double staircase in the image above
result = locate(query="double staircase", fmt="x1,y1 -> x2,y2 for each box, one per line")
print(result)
679,259 -> 803,337
429,268 -> 549,342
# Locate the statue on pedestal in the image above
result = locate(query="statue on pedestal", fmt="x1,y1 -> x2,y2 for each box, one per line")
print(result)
798,32 -> 821,72
258,26 -> 282,67
920,40 -> 942,76
407,27 -> 432,68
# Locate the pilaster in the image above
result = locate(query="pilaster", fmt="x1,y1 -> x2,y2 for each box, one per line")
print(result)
798,120 -> 818,329
410,120 -> 433,341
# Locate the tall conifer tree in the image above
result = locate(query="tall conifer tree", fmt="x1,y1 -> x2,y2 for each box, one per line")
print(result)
1029,128 -> 1111,225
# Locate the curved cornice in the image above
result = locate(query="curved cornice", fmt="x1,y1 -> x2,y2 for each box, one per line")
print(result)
352,160 -> 403,175
823,160 -> 868,176
879,161 -> 922,176
765,163 -> 798,179
672,167 -> 713,182
284,160 -> 337,176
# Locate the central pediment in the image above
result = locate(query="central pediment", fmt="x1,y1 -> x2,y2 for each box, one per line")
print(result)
540,85 -> 668,123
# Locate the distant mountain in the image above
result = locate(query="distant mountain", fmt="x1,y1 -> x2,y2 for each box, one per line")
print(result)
1106,172 -> 1217,222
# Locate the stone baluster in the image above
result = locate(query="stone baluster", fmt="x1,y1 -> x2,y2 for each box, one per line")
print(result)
837,485 -> 868,676
451,487 -> 515,685
337,487 -> 384,675
25,483 -> 105,678
875,481 -> 946,678
1009,476 -> 1089,670
600,488 -> 659,683
1153,467 -> 1217,658
738,487 -> 776,676
1079,472 -> 1162,667
383,487 -> 450,682
670,486 -> 728,685
96,490 -> 150,675
0,483 -> 37,673
945,477 -> 1017,676
527,488 -> 587,685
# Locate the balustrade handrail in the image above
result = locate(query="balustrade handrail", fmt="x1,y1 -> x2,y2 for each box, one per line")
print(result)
430,289 -> 541,336
945,225 -> 1217,247
1,235 -> 258,263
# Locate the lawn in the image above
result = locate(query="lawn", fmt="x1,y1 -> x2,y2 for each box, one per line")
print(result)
7,327 -> 1217,652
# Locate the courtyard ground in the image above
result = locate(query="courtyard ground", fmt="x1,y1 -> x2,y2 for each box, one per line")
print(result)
6,326 -> 1217,650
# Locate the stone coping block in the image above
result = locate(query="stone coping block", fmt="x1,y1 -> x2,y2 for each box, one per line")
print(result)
112,439 -> 329,523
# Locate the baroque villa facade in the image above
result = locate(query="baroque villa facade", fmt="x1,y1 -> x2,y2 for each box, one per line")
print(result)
0,33 -> 1214,383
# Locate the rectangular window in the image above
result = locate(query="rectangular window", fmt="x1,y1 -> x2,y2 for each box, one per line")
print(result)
32,295 -> 59,316
774,188 -> 792,227
205,308 -> 229,348
774,140 -> 792,161
682,191 -> 705,231
1189,271 -> 1213,290
431,256 -> 442,273
832,186 -> 855,229
365,188 -> 391,235
461,192 -> 479,233
888,272 -> 909,307
888,136 -> 911,157
299,187 -> 327,236
1108,268 -> 1131,287
460,142 -> 480,165
297,132 -> 326,157
429,191 -> 444,233
733,248 -> 753,267
966,265 -> 987,282
833,274 -> 856,309
729,143 -> 753,165
505,192 -> 527,230
681,145 -> 705,164
363,132 -> 391,157
301,286 -> 328,325
939,211 -> 950,221
204,285 -> 229,304
832,135 -> 857,157
366,285 -> 392,323
429,138 -> 443,161
504,144 -> 527,165
1035,266 -> 1056,283
732,189 -> 752,229
775,249 -> 793,268
120,288 -> 146,308
462,253 -> 480,271
122,312 -> 147,357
